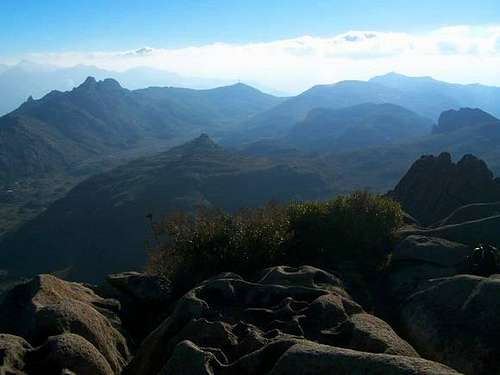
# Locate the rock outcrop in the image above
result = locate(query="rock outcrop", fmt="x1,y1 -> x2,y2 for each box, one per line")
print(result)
402,274 -> 500,375
0,334 -> 32,374
103,272 -> 172,343
0,274 -> 130,374
401,215 -> 500,246
388,235 -> 472,301
388,152 -> 500,225
122,265 -> 459,375
437,201 -> 500,226
267,341 -> 459,375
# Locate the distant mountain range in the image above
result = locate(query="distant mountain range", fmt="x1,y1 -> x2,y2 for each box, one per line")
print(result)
0,61 -> 233,115
320,108 -> 500,193
370,72 -> 500,119
0,77 -> 283,183
226,72 -> 500,145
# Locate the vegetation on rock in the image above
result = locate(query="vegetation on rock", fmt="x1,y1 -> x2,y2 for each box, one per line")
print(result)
146,192 -> 403,290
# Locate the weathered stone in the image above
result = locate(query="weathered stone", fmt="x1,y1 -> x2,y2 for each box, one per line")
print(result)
437,202 -> 500,226
104,271 -> 172,343
400,215 -> 500,246
28,333 -> 115,375
0,334 -> 32,374
388,235 -> 472,301
402,274 -> 500,374
0,274 -> 130,373
268,341 -> 461,375
124,266 -> 419,375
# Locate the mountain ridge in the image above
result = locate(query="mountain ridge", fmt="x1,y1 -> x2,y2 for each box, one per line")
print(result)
0,77 -> 282,183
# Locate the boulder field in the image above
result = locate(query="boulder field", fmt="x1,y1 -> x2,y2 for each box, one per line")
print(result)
0,266 -> 462,375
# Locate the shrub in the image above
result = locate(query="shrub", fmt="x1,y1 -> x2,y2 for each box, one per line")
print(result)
287,191 -> 403,271
146,192 -> 403,290
146,204 -> 290,290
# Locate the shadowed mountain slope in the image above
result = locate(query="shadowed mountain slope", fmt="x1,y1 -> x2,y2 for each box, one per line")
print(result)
0,135 -> 330,282
286,103 -> 434,152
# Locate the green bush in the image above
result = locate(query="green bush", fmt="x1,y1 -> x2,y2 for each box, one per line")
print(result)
146,192 -> 403,290
287,192 -> 403,270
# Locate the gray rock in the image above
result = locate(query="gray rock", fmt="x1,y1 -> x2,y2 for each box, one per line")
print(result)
402,274 -> 500,374
124,265 -> 419,375
268,341 -> 461,375
106,272 -> 171,305
105,271 -> 172,342
437,202 -> 500,226
28,333 -> 115,375
388,153 -> 500,225
0,334 -> 32,374
388,235 -> 472,301
0,274 -> 130,374
401,215 -> 500,246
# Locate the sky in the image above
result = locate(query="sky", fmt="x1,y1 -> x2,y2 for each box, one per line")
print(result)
2,0 -> 500,93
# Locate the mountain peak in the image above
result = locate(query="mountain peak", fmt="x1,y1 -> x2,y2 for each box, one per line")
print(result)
79,76 -> 97,89
189,133 -> 218,148
434,108 -> 500,134
389,152 -> 500,225
99,78 -> 122,90
171,134 -> 221,156
370,72 -> 436,85
76,77 -> 123,91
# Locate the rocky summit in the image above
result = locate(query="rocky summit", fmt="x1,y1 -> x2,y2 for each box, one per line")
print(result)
388,152 -> 500,225
0,266 -> 461,375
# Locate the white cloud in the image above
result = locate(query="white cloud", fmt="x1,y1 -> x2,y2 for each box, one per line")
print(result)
9,25 -> 500,93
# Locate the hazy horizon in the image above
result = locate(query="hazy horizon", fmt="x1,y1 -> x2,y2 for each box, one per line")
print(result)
2,1 -> 500,93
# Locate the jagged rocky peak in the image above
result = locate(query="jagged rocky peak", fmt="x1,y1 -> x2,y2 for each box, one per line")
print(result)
75,76 -> 123,91
388,152 -> 500,225
434,108 -> 500,134
79,75 -> 97,89
99,77 -> 123,90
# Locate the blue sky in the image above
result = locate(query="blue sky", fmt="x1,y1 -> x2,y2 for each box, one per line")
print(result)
2,1 -> 500,91
2,0 -> 500,54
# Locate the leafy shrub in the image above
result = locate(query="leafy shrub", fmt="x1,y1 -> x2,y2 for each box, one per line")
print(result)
287,192 -> 403,271
146,203 -> 290,290
146,192 -> 403,290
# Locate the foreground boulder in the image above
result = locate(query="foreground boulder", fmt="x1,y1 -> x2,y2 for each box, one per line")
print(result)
103,271 -> 172,343
437,201 -> 500,226
122,265 -> 459,375
268,341 -> 459,375
0,274 -> 130,374
0,334 -> 32,374
388,235 -> 472,301
388,152 -> 500,225
402,274 -> 500,375
26,333 -> 115,375
400,214 -> 500,246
